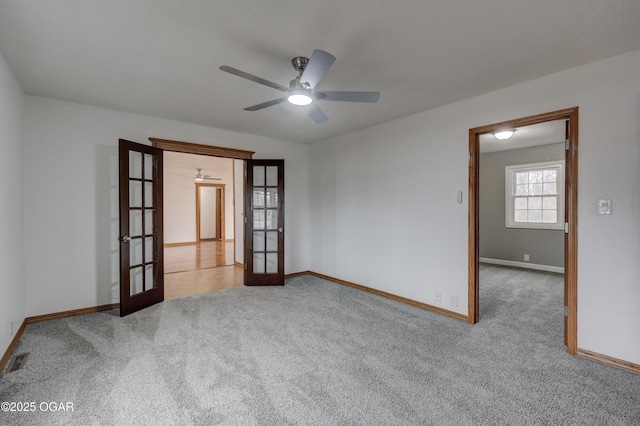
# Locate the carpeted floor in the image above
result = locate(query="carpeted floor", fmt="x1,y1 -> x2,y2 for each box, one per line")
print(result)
1,265 -> 639,425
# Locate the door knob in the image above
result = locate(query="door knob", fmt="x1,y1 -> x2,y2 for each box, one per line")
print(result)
119,235 -> 132,243
278,228 -> 283,233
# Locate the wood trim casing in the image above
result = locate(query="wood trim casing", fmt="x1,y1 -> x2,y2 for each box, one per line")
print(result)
284,271 -> 310,279
25,304 -> 120,324
2,304 -> 119,372
577,348 -> 640,376
300,271 -> 468,322
5,302 -> 637,377
0,320 -> 26,372
164,242 -> 198,247
196,183 -> 226,242
468,107 -> 579,354
150,138 -> 254,159
288,272 -> 639,376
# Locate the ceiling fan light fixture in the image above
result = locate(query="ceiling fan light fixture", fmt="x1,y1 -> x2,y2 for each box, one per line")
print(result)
493,129 -> 516,140
288,90 -> 312,106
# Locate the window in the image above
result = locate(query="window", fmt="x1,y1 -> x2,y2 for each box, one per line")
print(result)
505,160 -> 564,230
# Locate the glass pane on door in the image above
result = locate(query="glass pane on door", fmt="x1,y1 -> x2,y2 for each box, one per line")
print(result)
131,238 -> 143,265
253,166 -> 265,186
144,264 -> 154,291
129,151 -> 142,179
266,166 -> 278,186
266,231 -> 277,251
266,210 -> 278,230
130,267 -> 144,296
254,253 -> 265,273
266,253 -> 277,273
144,154 -> 153,180
130,210 -> 143,236
130,181 -> 142,207
254,231 -> 265,252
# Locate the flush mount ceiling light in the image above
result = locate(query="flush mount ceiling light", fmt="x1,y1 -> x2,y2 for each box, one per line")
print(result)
493,129 -> 516,140
287,90 -> 313,106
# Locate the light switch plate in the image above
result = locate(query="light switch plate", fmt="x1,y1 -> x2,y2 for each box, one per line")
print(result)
597,199 -> 612,215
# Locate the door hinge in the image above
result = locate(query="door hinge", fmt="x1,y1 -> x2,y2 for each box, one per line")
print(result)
564,222 -> 569,234
565,139 -> 570,150
564,306 -> 568,317
244,263 -> 247,270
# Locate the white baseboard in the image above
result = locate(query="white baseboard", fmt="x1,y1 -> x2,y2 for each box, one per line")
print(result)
479,257 -> 564,274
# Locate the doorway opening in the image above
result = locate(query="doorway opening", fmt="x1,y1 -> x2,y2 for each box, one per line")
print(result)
154,140 -> 255,300
196,183 -> 225,242
469,107 -> 578,354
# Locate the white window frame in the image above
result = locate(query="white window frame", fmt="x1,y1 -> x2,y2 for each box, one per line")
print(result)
505,160 -> 565,230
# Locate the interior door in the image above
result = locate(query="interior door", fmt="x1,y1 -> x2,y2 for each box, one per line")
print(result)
119,139 -> 164,316
244,160 -> 285,285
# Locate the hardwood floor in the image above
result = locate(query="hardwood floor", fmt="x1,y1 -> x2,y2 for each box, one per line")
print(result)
165,265 -> 243,300
164,240 -> 235,274
164,241 -> 242,299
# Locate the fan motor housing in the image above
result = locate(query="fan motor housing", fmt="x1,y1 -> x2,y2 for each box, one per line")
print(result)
291,56 -> 309,72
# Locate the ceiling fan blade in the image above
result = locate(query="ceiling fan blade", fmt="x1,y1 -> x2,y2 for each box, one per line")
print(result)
244,98 -> 288,111
300,49 -> 336,89
315,91 -> 380,103
219,66 -> 289,92
308,103 -> 329,124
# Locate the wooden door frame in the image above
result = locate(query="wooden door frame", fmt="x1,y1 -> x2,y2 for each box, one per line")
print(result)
196,183 -> 225,242
468,107 -> 578,354
150,138 -> 254,265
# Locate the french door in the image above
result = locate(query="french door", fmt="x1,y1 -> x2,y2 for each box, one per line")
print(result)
244,160 -> 285,285
118,139 -> 164,316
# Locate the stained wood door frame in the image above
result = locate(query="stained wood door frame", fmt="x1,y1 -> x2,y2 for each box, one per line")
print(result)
151,138 -> 254,266
196,183 -> 225,242
468,107 -> 578,354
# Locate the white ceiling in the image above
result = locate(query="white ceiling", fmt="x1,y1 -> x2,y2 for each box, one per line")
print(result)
479,120 -> 566,154
1,1 -> 639,144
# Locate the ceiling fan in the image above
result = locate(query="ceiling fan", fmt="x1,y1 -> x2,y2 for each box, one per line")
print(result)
193,168 -> 221,182
219,49 -> 380,123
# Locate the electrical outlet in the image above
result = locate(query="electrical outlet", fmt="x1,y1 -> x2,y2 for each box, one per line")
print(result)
435,292 -> 442,302
524,254 -> 530,262
450,295 -> 458,307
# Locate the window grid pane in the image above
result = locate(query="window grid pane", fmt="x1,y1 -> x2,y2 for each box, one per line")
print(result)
508,163 -> 563,228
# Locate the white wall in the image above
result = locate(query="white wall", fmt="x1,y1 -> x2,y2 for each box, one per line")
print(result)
23,96 -> 311,317
310,49 -> 640,365
0,50 -> 24,356
163,168 -> 197,243
163,152 -> 235,243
